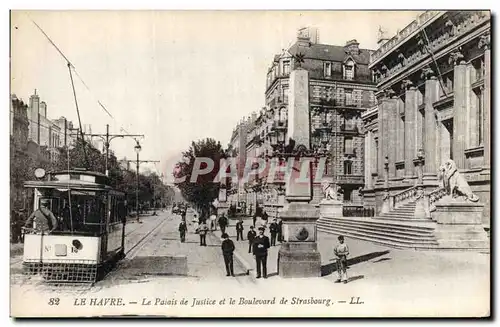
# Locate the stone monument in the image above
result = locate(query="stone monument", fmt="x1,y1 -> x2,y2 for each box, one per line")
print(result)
319,179 -> 343,218
432,159 -> 489,249
278,65 -> 321,278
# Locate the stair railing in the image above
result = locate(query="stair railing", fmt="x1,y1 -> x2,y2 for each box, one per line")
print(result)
390,186 -> 418,209
428,187 -> 447,214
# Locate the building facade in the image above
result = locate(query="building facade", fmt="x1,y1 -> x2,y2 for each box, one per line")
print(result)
228,27 -> 378,216
262,28 -> 377,207
26,90 -> 77,162
363,11 -> 491,225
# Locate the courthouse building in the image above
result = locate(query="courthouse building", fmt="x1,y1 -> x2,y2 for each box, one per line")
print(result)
363,11 -> 491,225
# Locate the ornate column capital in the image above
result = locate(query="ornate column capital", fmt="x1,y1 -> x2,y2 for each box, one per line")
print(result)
384,88 -> 396,99
448,49 -> 466,66
420,67 -> 436,80
401,79 -> 415,91
478,33 -> 491,51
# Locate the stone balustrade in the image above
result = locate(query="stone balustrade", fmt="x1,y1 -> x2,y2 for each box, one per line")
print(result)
375,11 -> 489,84
390,185 -> 418,209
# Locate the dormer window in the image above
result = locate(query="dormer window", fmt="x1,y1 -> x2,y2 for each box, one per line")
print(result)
344,59 -> 355,80
283,60 -> 291,75
324,62 -> 332,77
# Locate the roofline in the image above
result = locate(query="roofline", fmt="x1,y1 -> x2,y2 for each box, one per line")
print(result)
24,180 -> 114,191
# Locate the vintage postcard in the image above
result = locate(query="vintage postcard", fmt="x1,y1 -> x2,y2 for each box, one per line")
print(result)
9,10 -> 491,318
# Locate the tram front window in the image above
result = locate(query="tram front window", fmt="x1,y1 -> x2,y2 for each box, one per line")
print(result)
33,188 -> 107,235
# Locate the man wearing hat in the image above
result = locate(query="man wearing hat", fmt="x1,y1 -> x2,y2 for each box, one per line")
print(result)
24,199 -> 58,234
220,233 -> 235,277
269,218 -> 279,246
252,226 -> 270,279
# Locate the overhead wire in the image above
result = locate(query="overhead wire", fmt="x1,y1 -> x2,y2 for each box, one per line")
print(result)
26,14 -> 133,147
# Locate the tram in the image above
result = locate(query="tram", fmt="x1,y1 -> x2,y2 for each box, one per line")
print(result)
22,168 -> 127,283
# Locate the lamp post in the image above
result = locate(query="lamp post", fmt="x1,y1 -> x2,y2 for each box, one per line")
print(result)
134,140 -> 142,223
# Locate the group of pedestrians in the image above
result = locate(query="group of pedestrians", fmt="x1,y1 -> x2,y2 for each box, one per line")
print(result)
175,206 -> 350,283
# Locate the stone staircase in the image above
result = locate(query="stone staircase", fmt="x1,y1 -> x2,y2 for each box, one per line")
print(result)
317,216 -> 439,250
377,201 -> 430,222
317,185 -> 489,251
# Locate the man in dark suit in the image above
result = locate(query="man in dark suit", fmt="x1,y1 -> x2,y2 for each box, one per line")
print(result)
252,226 -> 270,279
221,233 -> 235,277
247,226 -> 256,253
235,219 -> 244,241
178,219 -> 187,243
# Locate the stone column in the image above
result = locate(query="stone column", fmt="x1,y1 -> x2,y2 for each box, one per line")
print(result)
386,96 -> 398,178
278,67 -> 321,278
377,95 -> 386,181
365,130 -> 373,189
451,51 -> 468,169
422,68 -> 439,176
479,34 -> 490,168
403,81 -> 417,177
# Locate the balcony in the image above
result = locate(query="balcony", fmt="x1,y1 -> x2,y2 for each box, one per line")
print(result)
272,120 -> 287,131
312,97 -> 376,109
268,96 -> 287,108
344,148 -> 357,157
340,124 -> 359,135
335,174 -> 364,185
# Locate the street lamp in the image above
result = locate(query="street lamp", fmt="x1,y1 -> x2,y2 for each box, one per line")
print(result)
134,140 -> 142,223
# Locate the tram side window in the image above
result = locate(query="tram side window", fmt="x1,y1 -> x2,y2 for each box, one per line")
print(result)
84,198 -> 105,225
109,196 -> 117,223
117,200 -> 126,223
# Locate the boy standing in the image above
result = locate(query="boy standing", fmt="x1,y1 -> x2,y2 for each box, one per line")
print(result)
334,235 -> 349,283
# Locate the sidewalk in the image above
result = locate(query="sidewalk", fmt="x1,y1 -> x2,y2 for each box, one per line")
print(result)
126,209 -> 251,279
210,216 -> 490,286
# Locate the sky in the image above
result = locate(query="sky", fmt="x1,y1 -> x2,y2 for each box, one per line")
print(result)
10,10 -> 424,183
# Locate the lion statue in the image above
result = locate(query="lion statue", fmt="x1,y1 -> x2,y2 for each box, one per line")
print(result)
321,181 -> 339,201
438,159 -> 479,202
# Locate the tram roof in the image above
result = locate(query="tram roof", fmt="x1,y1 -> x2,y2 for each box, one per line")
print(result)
24,179 -> 114,191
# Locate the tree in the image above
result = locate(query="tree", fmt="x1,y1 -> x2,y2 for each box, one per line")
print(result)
174,138 -> 225,215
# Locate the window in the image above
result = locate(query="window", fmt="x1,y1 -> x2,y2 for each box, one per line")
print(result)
283,60 -> 290,75
324,62 -> 332,77
343,189 -> 352,202
344,138 -> 354,155
345,89 -> 354,106
344,60 -> 355,80
344,160 -> 353,175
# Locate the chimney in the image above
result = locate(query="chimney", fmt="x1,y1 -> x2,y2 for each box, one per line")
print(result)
344,39 -> 360,55
297,27 -> 312,47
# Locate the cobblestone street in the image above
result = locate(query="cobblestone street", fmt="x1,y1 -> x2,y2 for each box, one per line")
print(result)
11,212 -> 490,317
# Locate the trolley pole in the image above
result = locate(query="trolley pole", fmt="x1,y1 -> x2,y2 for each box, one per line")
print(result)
126,154 -> 160,223
88,124 -> 144,176
136,151 -> 140,223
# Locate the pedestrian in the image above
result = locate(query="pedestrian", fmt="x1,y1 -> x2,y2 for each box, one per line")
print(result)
252,226 -> 270,279
192,214 -> 199,233
218,213 -> 228,234
334,235 -> 350,284
261,210 -> 269,227
210,213 -> 217,231
247,226 -> 256,253
269,218 -> 278,246
235,218 -> 244,241
221,233 -> 235,277
277,218 -> 283,242
198,220 -> 209,246
178,219 -> 187,243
